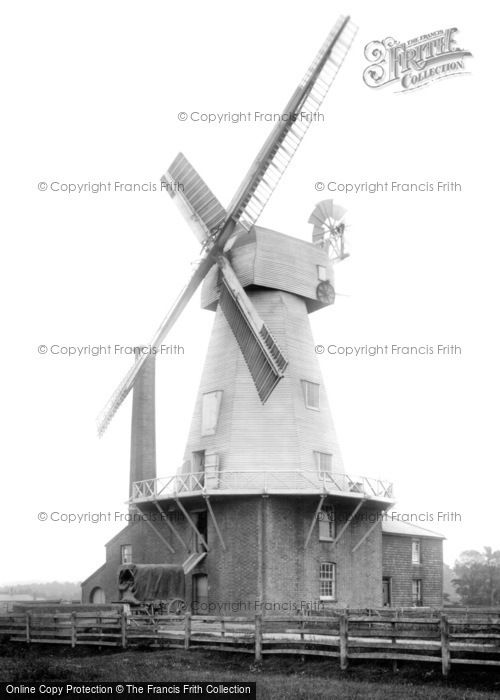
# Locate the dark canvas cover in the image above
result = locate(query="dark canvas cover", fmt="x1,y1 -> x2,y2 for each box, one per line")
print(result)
118,564 -> 185,603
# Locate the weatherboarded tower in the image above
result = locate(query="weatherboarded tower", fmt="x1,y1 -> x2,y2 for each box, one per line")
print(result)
182,226 -> 344,481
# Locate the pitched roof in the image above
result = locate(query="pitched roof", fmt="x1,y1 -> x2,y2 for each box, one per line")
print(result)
80,563 -> 107,587
382,520 -> 445,539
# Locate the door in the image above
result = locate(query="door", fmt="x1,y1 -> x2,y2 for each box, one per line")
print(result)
382,578 -> 391,607
194,510 -> 208,552
192,450 -> 205,487
192,574 -> 208,613
90,587 -> 106,604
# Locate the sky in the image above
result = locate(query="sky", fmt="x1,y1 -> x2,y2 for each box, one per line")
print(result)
1,0 -> 498,585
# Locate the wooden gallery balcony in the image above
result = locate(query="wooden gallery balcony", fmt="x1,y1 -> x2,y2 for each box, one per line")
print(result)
131,470 -> 394,507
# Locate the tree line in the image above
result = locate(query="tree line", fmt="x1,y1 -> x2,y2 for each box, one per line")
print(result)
0,581 -> 81,601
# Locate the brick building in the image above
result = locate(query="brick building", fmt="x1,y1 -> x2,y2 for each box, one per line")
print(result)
381,521 -> 444,607
84,226 -> 444,611
82,509 -> 444,611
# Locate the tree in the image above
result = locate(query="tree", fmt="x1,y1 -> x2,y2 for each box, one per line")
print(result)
452,547 -> 500,606
443,563 -> 460,604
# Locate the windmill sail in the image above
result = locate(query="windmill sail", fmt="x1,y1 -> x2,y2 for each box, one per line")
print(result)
226,16 -> 357,233
162,158 -> 290,402
96,249 -> 222,436
217,257 -> 288,403
164,153 -> 226,244
163,158 -> 291,405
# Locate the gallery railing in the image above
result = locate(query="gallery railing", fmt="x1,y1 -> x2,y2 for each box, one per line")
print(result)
131,470 -> 393,501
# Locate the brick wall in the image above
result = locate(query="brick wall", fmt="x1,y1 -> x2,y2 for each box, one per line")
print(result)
382,534 -> 443,607
82,495 -> 385,612
262,497 -> 383,610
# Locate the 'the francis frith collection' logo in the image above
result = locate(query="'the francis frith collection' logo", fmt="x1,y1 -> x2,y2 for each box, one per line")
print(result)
363,28 -> 472,92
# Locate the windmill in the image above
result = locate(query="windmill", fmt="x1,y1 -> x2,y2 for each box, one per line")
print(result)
85,15 -> 397,612
96,15 -> 358,437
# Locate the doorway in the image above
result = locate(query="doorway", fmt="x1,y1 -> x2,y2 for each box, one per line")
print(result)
191,510 -> 208,552
192,450 -> 205,487
382,577 -> 392,607
90,587 -> 106,604
192,573 -> 208,614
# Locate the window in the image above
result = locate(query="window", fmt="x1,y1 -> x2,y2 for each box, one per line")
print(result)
201,391 -> 223,436
121,545 -> 132,564
302,380 -> 320,410
315,451 -> 333,477
412,579 -> 423,606
319,506 -> 335,540
411,539 -> 421,564
320,562 -> 336,600
317,265 -> 327,281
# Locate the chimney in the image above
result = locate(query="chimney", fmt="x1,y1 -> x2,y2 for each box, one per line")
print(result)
129,349 -> 156,498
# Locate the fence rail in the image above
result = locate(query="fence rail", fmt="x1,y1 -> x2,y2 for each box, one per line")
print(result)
1,611 -> 499,676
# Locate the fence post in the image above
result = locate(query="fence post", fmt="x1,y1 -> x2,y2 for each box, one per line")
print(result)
121,610 -> 127,649
153,611 -> 159,642
25,612 -> 31,644
300,614 -> 305,662
339,613 -> 348,670
255,613 -> 262,662
184,612 -> 191,650
391,620 -> 398,672
440,614 -> 450,677
97,613 -> 102,650
71,612 -> 76,648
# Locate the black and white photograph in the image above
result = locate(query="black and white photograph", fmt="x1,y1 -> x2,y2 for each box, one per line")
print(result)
1,1 -> 498,697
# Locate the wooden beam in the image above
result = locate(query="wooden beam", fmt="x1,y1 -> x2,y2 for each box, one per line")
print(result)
184,612 -> 191,650
440,614 -> 451,677
174,497 -> 209,551
257,498 -> 264,609
339,614 -> 349,670
304,494 -> 326,548
153,500 -> 189,551
121,610 -> 127,649
352,514 -> 383,553
71,612 -> 76,648
134,505 -> 175,554
332,499 -> 366,548
255,614 -> 263,662
203,495 -> 226,551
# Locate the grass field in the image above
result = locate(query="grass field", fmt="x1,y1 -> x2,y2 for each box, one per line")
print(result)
1,644 -> 499,699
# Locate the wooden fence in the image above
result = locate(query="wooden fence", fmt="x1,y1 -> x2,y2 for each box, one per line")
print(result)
1,610 -> 500,676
